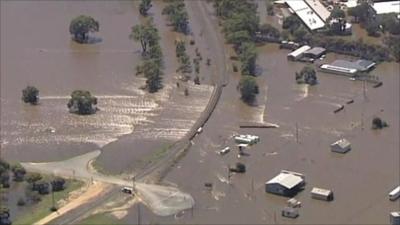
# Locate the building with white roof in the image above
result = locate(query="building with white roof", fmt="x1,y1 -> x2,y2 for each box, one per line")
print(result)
372,1 -> 400,14
285,0 -> 326,30
390,212 -> 400,225
266,170 -> 306,196
305,0 -> 331,21
287,45 -> 311,60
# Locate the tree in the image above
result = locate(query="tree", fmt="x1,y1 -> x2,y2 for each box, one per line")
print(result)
239,76 -> 259,103
0,207 -> 11,225
380,13 -> 400,35
175,40 -> 186,58
25,173 -> 42,184
67,90 -> 98,115
142,60 -> 163,93
293,27 -> 309,43
178,54 -> 192,75
366,20 -> 380,37
296,66 -> 318,85
130,22 -> 159,54
22,86 -> 39,105
238,42 -> 257,76
226,30 -> 251,49
33,180 -> 50,195
259,23 -> 280,39
11,164 -> 26,182
330,7 -> 345,19
139,0 -> 152,16
0,173 -> 10,188
148,43 -> 163,66
266,0 -> 274,16
69,15 -> 99,43
283,15 -> 302,33
51,178 -> 66,192
162,1 -> 189,33
348,2 -> 373,24
372,117 -> 388,129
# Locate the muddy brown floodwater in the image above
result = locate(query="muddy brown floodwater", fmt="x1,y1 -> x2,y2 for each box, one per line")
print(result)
122,20 -> 400,225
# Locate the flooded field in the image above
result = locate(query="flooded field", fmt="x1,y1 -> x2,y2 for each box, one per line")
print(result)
121,44 -> 399,224
1,0 -> 213,171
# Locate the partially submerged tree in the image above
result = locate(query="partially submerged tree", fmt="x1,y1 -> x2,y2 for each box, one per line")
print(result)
67,90 -> 98,115
51,178 -> 66,192
130,22 -> 160,55
162,0 -> 189,33
372,117 -> 388,129
142,59 -> 163,93
238,42 -> 257,76
22,86 -> 39,105
295,66 -> 318,85
239,76 -> 259,104
139,0 -> 152,16
11,164 -> 26,182
69,15 -> 99,43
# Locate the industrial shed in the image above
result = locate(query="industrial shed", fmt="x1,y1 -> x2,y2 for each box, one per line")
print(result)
304,47 -> 326,59
266,170 -> 305,197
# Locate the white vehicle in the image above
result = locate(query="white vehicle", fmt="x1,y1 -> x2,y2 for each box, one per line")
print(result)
196,127 -> 203,134
121,187 -> 134,194
218,147 -> 230,155
389,186 -> 400,201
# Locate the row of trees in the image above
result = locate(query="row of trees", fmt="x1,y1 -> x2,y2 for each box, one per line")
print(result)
214,0 -> 260,104
131,7 -> 164,93
162,0 -> 189,34
22,86 -> 98,115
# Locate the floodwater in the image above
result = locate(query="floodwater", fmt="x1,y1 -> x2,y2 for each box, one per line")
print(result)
0,0 -> 213,171
122,17 -> 399,225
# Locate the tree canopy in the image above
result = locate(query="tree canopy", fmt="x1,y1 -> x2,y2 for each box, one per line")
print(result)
69,15 -> 99,43
67,90 -> 98,115
22,86 -> 39,105
139,0 -> 152,16
130,22 -> 160,54
142,59 -> 163,93
162,0 -> 189,33
295,66 -> 318,85
239,76 -> 259,103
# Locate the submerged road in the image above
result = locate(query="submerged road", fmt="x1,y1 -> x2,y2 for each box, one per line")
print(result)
21,1 -> 231,224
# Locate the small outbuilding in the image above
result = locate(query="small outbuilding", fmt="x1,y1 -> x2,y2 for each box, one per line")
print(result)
304,47 -> 326,59
281,207 -> 299,218
330,138 -> 351,153
287,45 -> 311,61
266,170 -> 305,197
390,212 -> 400,225
311,187 -> 334,201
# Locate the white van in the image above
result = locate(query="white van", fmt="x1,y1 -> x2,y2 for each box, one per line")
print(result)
389,186 -> 400,201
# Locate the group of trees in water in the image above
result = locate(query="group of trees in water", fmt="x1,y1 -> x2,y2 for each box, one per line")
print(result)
214,0 -> 260,104
22,86 -> 98,115
162,0 -> 189,34
295,66 -> 318,85
0,159 -> 66,224
131,1 -> 165,93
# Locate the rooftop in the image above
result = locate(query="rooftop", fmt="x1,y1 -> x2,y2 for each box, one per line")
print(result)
331,138 -> 351,149
311,187 -> 332,196
304,0 -> 331,21
372,1 -> 400,14
331,59 -> 376,71
288,45 -> 311,57
391,211 -> 400,217
285,0 -> 326,30
267,171 -> 304,189
305,47 -> 326,56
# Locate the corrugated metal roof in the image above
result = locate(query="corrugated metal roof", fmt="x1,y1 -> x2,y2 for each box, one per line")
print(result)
372,1 -> 400,14
285,0 -> 326,30
288,45 -> 311,57
304,0 -> 331,21
267,172 -> 304,189
305,47 -> 326,56
332,138 -> 351,149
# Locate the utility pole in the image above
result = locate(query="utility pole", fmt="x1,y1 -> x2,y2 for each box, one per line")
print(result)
51,187 -> 56,211
363,79 -> 367,101
137,203 -> 141,225
295,122 -> 299,144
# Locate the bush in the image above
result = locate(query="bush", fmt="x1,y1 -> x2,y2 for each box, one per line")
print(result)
22,86 -> 39,105
51,178 -> 66,192
17,198 -> 26,206
25,173 -> 42,184
67,90 -> 98,115
372,117 -> 388,129
11,164 -> 26,182
296,66 -> 318,85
